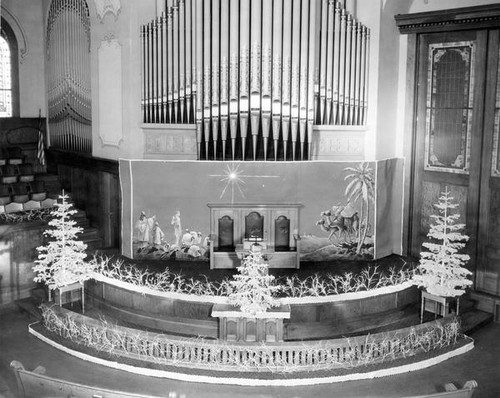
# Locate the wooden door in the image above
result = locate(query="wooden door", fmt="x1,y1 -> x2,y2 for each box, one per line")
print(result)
410,30 -> 488,268
477,30 -> 500,296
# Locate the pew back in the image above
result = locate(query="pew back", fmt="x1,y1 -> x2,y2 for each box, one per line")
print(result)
11,360 -> 476,398
10,361 -> 179,398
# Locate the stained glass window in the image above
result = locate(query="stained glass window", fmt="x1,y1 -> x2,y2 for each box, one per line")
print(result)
0,35 -> 12,117
424,42 -> 474,174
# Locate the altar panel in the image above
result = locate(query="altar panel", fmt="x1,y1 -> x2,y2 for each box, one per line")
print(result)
208,203 -> 302,269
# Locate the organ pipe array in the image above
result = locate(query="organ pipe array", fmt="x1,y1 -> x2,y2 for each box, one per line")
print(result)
142,0 -> 370,161
47,0 -> 92,154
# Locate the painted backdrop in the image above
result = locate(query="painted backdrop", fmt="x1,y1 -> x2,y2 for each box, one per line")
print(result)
120,159 -> 404,261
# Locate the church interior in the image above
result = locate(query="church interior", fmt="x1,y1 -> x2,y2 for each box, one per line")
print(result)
1,0 -> 500,397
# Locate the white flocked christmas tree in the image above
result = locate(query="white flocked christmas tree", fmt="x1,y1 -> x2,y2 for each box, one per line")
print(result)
229,250 -> 281,315
33,192 -> 93,290
413,188 -> 473,297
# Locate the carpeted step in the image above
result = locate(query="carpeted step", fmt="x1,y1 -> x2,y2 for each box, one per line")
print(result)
459,309 -> 493,334
14,297 -> 43,321
85,237 -> 104,252
285,307 -> 418,341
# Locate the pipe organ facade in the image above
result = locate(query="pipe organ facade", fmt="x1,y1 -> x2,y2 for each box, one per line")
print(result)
142,0 -> 370,161
46,0 -> 92,154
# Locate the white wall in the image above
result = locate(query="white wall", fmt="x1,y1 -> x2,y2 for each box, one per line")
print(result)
410,0 -> 500,13
2,0 -> 46,118
88,0 -> 156,160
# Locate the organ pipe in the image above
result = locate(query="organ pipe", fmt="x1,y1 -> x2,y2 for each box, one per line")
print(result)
261,0 -> 273,160
203,0 -> 211,159
140,0 -> 370,160
271,0 -> 283,161
250,0 -> 261,160
229,0 -> 239,159
195,0 -> 203,158
281,0 -> 292,159
299,0 -> 310,161
179,0 -> 185,123
220,0 -> 229,159
47,0 -> 92,153
211,0 -> 220,159
239,0 -> 250,160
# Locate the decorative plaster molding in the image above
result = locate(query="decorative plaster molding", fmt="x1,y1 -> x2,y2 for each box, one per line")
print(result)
93,0 -> 121,22
310,126 -> 366,161
142,125 -> 197,159
144,132 -> 196,155
102,32 -> 117,43
1,6 -> 29,63
98,38 -> 123,147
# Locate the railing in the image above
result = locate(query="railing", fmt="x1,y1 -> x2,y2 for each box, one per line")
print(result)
41,306 -> 463,374
141,0 -> 370,161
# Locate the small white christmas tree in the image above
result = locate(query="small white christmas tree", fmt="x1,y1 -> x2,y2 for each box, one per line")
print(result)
229,250 -> 281,315
413,188 -> 473,297
33,192 -> 93,290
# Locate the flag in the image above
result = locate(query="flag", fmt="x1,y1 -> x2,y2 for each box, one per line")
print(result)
37,112 -> 46,166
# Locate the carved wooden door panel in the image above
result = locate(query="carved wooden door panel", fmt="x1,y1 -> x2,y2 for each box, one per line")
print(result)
411,31 -> 488,270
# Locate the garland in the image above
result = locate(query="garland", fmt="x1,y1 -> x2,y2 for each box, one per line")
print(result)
91,256 -> 418,299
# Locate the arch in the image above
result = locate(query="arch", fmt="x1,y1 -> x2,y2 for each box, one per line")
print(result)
0,17 -> 20,117
218,215 -> 234,250
245,211 -> 264,241
0,6 -> 28,62
274,215 -> 290,251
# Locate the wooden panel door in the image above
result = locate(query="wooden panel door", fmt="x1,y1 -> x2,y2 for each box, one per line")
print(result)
477,30 -> 500,296
410,30 -> 488,266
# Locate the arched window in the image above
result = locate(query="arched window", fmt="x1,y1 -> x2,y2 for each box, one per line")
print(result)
0,18 -> 19,117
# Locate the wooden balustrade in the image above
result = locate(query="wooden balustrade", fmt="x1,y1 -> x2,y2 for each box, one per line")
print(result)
41,306 -> 463,373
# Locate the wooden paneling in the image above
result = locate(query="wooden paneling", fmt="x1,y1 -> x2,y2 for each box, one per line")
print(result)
477,30 -> 500,296
47,149 -> 120,248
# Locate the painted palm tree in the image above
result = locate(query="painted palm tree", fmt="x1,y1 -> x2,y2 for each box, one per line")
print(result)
344,162 -> 375,254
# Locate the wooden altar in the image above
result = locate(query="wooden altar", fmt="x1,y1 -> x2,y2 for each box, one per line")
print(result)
207,203 -> 302,269
211,303 -> 291,342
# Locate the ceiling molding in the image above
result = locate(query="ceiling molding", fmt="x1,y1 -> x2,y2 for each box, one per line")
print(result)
395,4 -> 500,34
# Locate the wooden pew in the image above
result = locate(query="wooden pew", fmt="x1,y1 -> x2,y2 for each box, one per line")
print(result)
10,361 -> 184,398
10,360 -> 477,398
403,380 -> 477,398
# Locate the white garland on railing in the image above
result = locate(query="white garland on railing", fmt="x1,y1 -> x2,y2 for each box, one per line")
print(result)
40,305 -> 465,374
